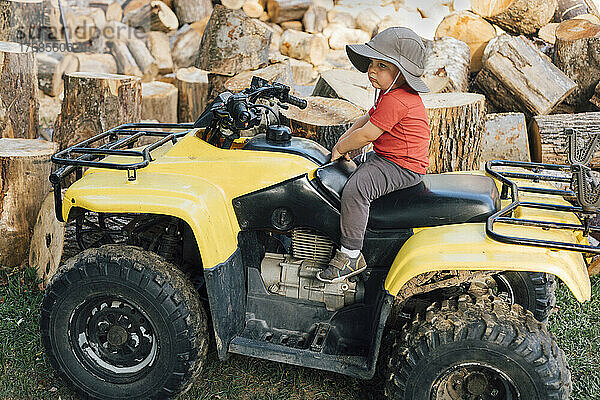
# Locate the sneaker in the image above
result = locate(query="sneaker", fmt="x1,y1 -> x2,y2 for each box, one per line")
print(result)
316,249 -> 367,283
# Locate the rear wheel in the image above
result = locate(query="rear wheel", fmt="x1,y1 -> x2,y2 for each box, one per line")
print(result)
384,295 -> 571,400
40,245 -> 208,400
493,271 -> 556,323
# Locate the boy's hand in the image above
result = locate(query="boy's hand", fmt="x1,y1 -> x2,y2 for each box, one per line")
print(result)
331,146 -> 351,162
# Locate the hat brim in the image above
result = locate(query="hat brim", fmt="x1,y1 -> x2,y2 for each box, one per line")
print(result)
346,44 -> 430,93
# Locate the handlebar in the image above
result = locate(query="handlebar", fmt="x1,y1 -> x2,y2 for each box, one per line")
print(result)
285,93 -> 307,109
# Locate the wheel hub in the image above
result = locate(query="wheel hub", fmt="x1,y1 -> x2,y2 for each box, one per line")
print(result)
433,363 -> 517,400
465,371 -> 488,396
107,325 -> 128,347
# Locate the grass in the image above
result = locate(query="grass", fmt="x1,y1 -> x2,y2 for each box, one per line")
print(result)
1,267 -> 599,400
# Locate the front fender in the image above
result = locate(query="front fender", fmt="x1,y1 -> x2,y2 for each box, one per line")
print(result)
385,223 -> 591,302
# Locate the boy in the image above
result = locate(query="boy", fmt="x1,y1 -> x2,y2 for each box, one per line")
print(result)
317,27 -> 431,283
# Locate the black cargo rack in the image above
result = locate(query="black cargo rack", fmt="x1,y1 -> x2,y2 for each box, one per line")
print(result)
485,159 -> 600,255
50,122 -> 194,222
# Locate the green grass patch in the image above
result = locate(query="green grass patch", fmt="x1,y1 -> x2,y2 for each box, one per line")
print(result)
1,267 -> 598,400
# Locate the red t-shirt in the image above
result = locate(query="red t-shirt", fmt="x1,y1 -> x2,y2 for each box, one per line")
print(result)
368,84 -> 430,174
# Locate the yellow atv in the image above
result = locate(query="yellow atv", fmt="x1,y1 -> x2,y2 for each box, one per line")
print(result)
42,77 -> 595,399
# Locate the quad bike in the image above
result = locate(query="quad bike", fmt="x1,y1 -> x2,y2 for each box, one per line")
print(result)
41,77 -> 598,399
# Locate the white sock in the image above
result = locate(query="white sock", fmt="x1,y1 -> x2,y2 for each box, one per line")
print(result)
340,246 -> 360,258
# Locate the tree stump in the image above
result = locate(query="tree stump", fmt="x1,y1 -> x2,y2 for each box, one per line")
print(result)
470,0 -> 558,35
175,67 -> 208,122
141,81 -> 177,123
312,68 -> 374,112
224,62 -> 293,92
434,11 -> 496,72
29,190 -> 65,287
554,19 -> 600,110
422,92 -> 486,173
280,96 -> 363,150
0,42 -> 38,139
474,35 -> 576,116
529,112 -> 600,166
54,72 -> 141,151
123,0 -> 178,32
0,138 -> 56,267
195,5 -> 272,76
267,0 -> 311,24
480,113 -> 530,167
423,36 -> 470,92
279,29 -> 327,66
146,31 -> 173,74
0,0 -> 43,42
172,0 -> 211,25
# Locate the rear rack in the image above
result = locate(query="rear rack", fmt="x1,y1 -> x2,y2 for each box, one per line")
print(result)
50,122 -> 194,222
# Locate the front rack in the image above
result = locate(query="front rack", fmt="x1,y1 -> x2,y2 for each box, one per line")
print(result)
485,159 -> 600,254
50,122 -> 194,222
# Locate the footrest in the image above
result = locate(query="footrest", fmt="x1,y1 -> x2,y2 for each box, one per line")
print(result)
310,323 -> 331,352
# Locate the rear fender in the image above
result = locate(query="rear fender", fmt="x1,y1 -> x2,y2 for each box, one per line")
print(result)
385,223 -> 591,302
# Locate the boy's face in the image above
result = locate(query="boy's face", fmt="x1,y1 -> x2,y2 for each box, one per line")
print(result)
367,58 -> 406,91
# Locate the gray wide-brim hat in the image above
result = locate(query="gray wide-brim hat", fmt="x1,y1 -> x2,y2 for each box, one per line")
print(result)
346,27 -> 430,93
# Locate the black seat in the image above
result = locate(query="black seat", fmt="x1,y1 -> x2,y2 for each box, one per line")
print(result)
315,162 -> 501,229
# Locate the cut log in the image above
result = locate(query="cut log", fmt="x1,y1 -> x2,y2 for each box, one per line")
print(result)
37,51 -> 78,97
0,42 -> 38,139
109,39 -> 143,76
355,7 -> 381,37
471,0 -> 558,35
280,20 -> 303,31
104,20 -> 145,42
224,62 -> 293,92
280,29 -> 327,65
422,93 -> 486,173
421,76 -> 456,93
423,36 -> 470,92
480,113 -> 530,168
324,48 -> 353,69
280,96 -> 363,150
123,0 -> 149,14
266,22 -> 283,52
474,35 -> 576,116
555,0 -> 589,21
54,72 -> 141,151
123,0 -> 178,32
529,112 -> 600,166
327,26 -> 370,50
146,31 -> 173,74
175,67 -> 209,122
289,58 -> 314,85
141,81 -> 178,123
303,4 -> 327,33
435,11 -> 496,72
29,190 -> 65,287
222,0 -> 244,9
312,69 -> 374,112
127,37 -> 159,81
538,23 -> 560,44
591,80 -> 600,107
267,0 -> 311,23
243,0 -> 264,17
0,138 -> 56,267
326,7 -> 355,28
171,25 -> 202,68
172,0 -> 212,25
72,53 -> 118,74
0,0 -> 43,42
65,7 -> 105,53
554,19 -> 600,110
196,5 -> 272,75
106,2 -> 123,22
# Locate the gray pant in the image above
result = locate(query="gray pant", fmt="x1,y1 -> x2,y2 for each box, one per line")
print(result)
340,152 -> 423,250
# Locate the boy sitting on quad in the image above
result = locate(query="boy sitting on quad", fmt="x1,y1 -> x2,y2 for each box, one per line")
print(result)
317,27 -> 431,283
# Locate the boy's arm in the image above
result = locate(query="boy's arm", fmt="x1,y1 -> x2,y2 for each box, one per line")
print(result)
337,113 -> 370,142
331,121 -> 383,161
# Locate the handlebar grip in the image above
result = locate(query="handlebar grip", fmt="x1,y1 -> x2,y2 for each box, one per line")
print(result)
286,94 -> 308,109
231,100 -> 251,125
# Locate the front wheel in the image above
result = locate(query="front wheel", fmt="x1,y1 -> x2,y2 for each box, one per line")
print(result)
384,295 -> 571,400
40,245 -> 208,400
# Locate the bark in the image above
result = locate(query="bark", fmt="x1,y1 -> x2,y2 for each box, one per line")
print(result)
267,0 -> 311,24
175,67 -> 209,122
423,36 -> 470,92
0,138 -> 56,267
474,35 -> 576,116
54,72 -> 141,151
471,0 -> 558,35
279,29 -> 327,65
553,19 -> 600,110
312,68 -> 373,112
195,5 -> 272,75
172,0 -> 212,25
123,0 -> 178,32
0,43 -> 39,139
434,11 -> 496,72
422,92 -> 486,173
146,31 -> 173,73
141,81 -> 177,123
29,190 -> 65,287
480,113 -> 530,167
0,0 -> 43,42
555,0 -> 589,21
279,96 -> 363,150
529,112 -> 600,166
224,62 -> 293,92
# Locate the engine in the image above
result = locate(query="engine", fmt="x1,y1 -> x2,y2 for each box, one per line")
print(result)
260,228 -> 364,311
